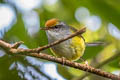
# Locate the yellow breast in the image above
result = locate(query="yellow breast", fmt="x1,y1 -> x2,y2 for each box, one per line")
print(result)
50,36 -> 85,61
70,36 -> 85,61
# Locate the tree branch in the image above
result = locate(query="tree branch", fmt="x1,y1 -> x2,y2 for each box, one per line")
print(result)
77,52 -> 120,80
8,27 -> 86,54
11,41 -> 24,48
0,40 -> 120,80
0,28 -> 119,80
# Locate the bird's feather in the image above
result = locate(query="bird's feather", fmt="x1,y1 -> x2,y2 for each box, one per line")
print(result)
69,26 -> 105,46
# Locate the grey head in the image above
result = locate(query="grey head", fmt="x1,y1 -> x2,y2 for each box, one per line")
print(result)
46,21 -> 71,38
46,21 -> 72,43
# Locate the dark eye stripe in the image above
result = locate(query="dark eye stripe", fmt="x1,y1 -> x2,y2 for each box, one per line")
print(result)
54,26 -> 58,28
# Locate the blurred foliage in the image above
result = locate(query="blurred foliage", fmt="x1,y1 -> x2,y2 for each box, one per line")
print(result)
0,0 -> 120,80
57,64 -> 73,80
83,46 -> 103,59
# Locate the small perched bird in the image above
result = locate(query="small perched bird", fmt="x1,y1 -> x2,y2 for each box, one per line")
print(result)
42,18 -> 86,61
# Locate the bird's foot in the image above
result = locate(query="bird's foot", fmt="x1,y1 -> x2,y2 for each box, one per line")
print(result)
80,58 -> 89,66
61,57 -> 66,66
84,61 -> 89,66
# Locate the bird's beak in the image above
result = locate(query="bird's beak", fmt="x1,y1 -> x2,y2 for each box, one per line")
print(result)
40,27 -> 54,30
40,27 -> 50,30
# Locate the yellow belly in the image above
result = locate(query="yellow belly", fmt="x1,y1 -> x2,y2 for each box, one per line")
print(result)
50,36 -> 85,61
70,36 -> 85,61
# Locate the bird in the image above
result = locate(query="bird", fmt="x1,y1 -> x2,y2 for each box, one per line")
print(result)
42,18 -> 86,61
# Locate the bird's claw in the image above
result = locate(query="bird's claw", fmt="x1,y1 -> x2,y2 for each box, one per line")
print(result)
61,57 -> 66,65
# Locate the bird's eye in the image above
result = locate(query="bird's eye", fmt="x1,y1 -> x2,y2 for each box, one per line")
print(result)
54,26 -> 58,28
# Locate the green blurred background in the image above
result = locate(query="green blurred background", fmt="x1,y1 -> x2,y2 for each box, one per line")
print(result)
0,0 -> 120,80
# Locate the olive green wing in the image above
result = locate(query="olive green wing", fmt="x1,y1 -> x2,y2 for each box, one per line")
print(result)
69,26 -> 85,41
69,26 -> 105,46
